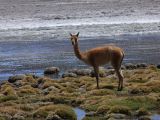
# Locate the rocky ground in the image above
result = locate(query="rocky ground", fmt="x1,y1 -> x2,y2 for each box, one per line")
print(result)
0,64 -> 160,120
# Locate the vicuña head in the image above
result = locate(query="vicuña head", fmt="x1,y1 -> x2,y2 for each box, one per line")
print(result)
69,32 -> 124,91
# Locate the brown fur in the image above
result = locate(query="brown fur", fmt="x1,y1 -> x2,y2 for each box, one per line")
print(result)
70,33 -> 124,90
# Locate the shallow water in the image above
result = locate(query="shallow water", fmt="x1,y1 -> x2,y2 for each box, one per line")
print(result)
0,32 -> 160,80
74,108 -> 86,120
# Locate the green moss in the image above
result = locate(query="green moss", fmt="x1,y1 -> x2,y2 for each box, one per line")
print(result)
83,116 -> 106,120
145,81 -> 160,92
129,86 -> 151,94
108,105 -> 131,115
0,95 -> 18,103
42,95 -> 74,105
121,96 -> 158,110
99,68 -> 107,77
101,84 -> 115,90
2,86 -> 16,96
19,104 -> 33,111
88,89 -> 114,96
0,66 -> 159,119
33,104 -> 76,120
18,85 -> 40,95
0,116 -> 6,120
82,103 -> 100,112
23,76 -> 37,84
128,78 -> 149,83
96,105 -> 110,115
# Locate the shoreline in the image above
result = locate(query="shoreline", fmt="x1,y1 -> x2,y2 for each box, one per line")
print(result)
0,32 -> 160,81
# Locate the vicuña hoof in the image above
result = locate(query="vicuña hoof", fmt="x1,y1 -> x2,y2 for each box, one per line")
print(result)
117,88 -> 123,91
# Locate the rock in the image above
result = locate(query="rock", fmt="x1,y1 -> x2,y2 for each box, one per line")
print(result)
8,74 -> 26,83
42,88 -> 49,95
0,114 -> 12,120
31,83 -> 39,88
107,113 -> 128,119
121,65 -> 126,70
68,68 -> 92,76
136,63 -> 147,69
12,113 -> 25,120
78,87 -> 86,93
46,112 -> 62,120
86,111 -> 96,117
138,116 -> 151,120
42,86 -> 59,95
37,78 -> 45,84
106,69 -> 115,76
44,67 -> 60,74
107,66 -> 114,69
48,86 -> 58,91
62,72 -> 77,78
68,69 -> 78,73
25,74 -> 39,79
14,81 -> 22,87
76,69 -> 92,76
136,108 -> 150,117
157,64 -> 160,69
91,68 -> 108,77
125,63 -> 137,69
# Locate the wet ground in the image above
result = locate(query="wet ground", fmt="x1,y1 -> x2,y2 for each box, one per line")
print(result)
0,32 -> 160,80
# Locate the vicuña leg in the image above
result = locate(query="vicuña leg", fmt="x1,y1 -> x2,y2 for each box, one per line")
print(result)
93,66 -> 99,89
115,69 -> 123,91
111,60 -> 124,91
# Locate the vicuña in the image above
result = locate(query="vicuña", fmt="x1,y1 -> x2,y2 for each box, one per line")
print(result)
70,32 -> 124,91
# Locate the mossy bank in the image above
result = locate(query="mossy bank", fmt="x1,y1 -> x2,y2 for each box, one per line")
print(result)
0,65 -> 160,120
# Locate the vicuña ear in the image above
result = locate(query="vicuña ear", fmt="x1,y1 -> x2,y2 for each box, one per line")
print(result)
76,32 -> 79,37
70,33 -> 72,36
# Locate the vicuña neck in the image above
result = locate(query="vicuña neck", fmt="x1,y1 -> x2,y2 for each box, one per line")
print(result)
73,41 -> 83,60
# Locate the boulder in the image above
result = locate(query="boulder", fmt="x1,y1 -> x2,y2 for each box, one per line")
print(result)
14,81 -> 22,87
8,74 -> 26,83
86,111 -> 96,117
138,116 -> 151,120
44,67 -> 60,74
121,65 -> 126,70
0,114 -> 12,120
157,64 -> 160,69
76,69 -> 92,76
125,63 -> 137,69
62,72 -> 77,78
136,63 -> 147,69
106,69 -> 115,76
42,86 -> 59,95
68,68 -> 92,76
107,113 -> 128,119
46,112 -> 62,120
31,83 -> 39,88
12,113 -> 25,120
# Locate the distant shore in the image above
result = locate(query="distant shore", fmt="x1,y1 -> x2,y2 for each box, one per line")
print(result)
1,0 -> 160,40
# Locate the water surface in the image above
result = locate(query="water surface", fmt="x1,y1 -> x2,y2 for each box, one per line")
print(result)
0,32 -> 160,80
